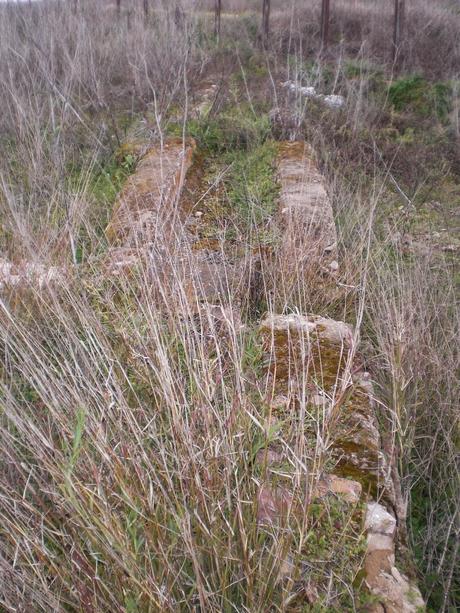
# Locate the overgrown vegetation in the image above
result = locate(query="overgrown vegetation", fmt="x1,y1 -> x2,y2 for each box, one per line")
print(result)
171,109 -> 278,242
0,1 -> 458,611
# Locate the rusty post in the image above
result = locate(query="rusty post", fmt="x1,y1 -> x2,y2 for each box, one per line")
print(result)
215,0 -> 222,40
320,0 -> 330,51
262,0 -> 271,44
393,0 -> 406,70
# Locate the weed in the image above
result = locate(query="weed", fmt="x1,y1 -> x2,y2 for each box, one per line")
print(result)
184,110 -> 271,153
66,150 -> 139,261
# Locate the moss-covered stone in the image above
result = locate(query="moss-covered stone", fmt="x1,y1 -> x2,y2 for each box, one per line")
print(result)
259,313 -> 353,392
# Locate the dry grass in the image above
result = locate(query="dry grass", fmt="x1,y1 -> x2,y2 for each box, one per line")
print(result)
0,1 -> 459,611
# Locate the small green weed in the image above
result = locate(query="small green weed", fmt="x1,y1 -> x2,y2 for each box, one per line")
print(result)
66,150 -> 138,261
169,108 -> 271,153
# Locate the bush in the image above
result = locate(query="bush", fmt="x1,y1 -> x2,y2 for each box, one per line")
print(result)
388,75 -> 452,121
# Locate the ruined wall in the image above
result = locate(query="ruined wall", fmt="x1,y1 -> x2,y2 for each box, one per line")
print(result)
255,142 -> 424,612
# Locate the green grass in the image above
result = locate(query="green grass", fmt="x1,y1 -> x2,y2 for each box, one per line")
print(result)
222,140 -> 279,231
171,110 -> 279,246
190,139 -> 279,246
299,498 -> 369,611
169,105 -> 271,154
66,148 -> 138,262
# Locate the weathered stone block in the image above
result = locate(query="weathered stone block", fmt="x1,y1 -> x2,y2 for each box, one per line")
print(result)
259,313 -> 353,391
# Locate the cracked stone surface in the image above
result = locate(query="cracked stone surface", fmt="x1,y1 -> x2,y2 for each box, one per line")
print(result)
106,137 -> 196,245
104,138 -> 244,309
275,141 -> 338,288
259,313 -> 353,391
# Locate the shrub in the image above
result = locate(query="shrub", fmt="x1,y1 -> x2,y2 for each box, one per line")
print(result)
388,75 -> 452,120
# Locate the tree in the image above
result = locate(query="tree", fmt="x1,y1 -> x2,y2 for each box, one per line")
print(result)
393,0 -> 406,69
262,0 -> 270,43
320,0 -> 330,51
215,0 -> 222,40
116,0 -> 121,18
143,0 -> 149,19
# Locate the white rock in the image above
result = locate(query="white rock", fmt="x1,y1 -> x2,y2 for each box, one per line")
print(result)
354,372 -> 375,397
260,314 -> 352,346
328,475 -> 362,503
329,260 -> 339,271
0,259 -> 64,291
367,533 -> 395,556
370,565 -> 426,613
281,81 -> 345,109
323,94 -> 345,109
365,502 -> 397,537
299,86 -> 317,98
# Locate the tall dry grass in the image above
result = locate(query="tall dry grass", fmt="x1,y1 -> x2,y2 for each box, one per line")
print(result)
0,0 -> 203,260
0,0 -> 459,611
